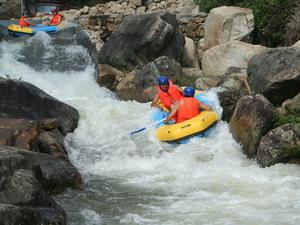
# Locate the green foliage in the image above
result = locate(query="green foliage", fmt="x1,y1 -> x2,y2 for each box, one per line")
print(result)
272,111 -> 300,129
193,0 -> 297,47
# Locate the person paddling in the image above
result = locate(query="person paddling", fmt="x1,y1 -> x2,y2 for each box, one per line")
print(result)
19,13 -> 31,27
165,87 -> 212,123
151,75 -> 183,111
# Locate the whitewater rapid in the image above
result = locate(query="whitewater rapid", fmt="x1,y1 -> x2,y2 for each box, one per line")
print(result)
1,33 -> 300,225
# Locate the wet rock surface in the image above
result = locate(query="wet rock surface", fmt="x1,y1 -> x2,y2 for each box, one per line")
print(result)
257,124 -> 300,167
248,47 -> 300,106
0,146 -> 67,225
229,94 -> 276,157
0,78 -> 79,135
99,11 -> 185,71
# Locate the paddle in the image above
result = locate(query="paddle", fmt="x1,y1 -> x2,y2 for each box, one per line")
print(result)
130,118 -> 165,136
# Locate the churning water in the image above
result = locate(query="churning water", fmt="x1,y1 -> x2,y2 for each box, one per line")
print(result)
1,33 -> 300,225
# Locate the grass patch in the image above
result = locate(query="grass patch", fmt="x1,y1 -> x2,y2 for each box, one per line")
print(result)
272,111 -> 300,129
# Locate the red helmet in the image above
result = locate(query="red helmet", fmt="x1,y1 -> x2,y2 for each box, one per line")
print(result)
51,8 -> 58,13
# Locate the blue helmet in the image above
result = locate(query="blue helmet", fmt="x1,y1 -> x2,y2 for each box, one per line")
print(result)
183,87 -> 195,97
157,76 -> 169,86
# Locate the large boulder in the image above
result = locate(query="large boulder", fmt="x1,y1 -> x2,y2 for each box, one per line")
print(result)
203,6 -> 254,50
229,94 -> 276,157
202,41 -> 266,79
114,56 -> 183,102
257,124 -> 300,167
0,202 -> 66,225
97,64 -> 124,90
137,56 -> 183,88
181,37 -> 200,68
33,153 -> 82,194
217,68 -> 250,122
99,11 -> 185,71
248,47 -> 300,106
0,146 -> 66,225
0,78 -> 79,135
0,145 -> 81,195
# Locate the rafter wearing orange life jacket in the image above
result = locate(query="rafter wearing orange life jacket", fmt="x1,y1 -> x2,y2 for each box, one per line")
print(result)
176,97 -> 200,123
19,16 -> 30,27
50,13 -> 62,25
157,80 -> 183,110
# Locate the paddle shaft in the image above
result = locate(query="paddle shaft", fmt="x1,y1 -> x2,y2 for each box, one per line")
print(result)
130,118 -> 165,135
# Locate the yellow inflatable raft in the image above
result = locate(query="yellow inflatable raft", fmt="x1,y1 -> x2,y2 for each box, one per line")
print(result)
156,111 -> 218,142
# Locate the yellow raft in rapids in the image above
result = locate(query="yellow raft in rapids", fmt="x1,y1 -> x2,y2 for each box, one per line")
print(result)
156,111 -> 218,142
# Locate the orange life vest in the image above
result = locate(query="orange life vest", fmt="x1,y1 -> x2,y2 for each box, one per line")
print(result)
50,14 -> 62,25
177,97 -> 200,123
157,80 -> 183,110
19,16 -> 30,27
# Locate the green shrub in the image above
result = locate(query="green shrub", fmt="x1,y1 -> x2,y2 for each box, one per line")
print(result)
272,112 -> 300,129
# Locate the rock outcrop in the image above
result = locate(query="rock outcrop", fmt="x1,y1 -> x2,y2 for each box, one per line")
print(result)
217,68 -> 250,121
248,47 -> 300,106
0,146 -> 67,225
181,36 -> 200,68
203,6 -> 254,50
99,11 -> 185,71
98,56 -> 183,102
202,40 -> 266,79
0,78 -> 79,135
281,93 -> 300,115
257,124 -> 300,167
229,94 -> 276,157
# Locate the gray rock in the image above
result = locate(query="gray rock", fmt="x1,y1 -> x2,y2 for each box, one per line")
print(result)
257,124 -> 300,167
34,153 -> 82,194
248,47 -> 300,106
217,68 -> 250,121
0,169 -> 48,206
137,56 -> 183,89
0,146 -> 67,224
281,93 -> 300,115
0,78 -> 79,135
0,202 -> 66,225
112,56 -> 183,102
229,94 -> 276,157
97,64 -> 124,90
99,11 -> 185,71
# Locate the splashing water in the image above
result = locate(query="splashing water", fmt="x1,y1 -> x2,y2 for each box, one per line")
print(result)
1,34 -> 300,225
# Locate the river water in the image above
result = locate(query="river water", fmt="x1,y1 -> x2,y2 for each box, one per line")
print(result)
1,33 -> 300,225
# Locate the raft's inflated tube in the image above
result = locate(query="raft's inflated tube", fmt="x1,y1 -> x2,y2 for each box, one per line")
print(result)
156,111 -> 218,142
7,24 -> 60,37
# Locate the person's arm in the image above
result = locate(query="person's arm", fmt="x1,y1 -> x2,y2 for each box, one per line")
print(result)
198,101 -> 212,111
165,101 -> 180,122
151,94 -> 160,107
